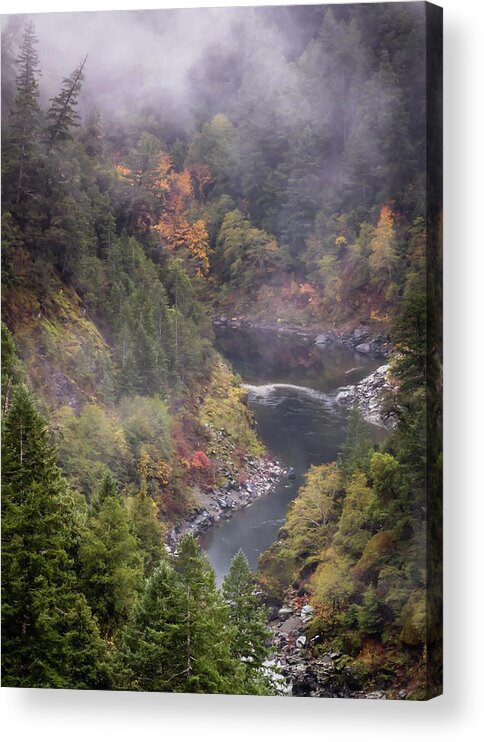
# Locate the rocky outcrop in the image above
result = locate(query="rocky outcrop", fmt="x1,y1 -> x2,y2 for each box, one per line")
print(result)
167,457 -> 286,548
269,599 -> 399,699
335,364 -> 395,429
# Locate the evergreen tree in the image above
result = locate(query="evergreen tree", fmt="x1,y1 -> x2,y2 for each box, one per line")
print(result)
92,469 -> 119,512
1,322 -> 23,412
170,534 -> 245,693
79,475 -> 143,637
128,483 -> 166,577
116,535 -> 246,694
222,550 -> 272,690
47,56 -> 87,145
1,385 -> 109,688
115,560 -> 191,691
357,585 -> 383,636
5,20 -> 42,208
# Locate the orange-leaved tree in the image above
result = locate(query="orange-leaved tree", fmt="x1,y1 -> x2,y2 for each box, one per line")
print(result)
156,168 -> 211,275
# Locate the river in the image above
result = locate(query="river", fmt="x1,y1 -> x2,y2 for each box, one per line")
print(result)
200,326 -> 385,583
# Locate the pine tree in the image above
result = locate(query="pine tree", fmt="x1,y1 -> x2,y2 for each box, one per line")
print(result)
171,534 -> 245,694
91,470 -> 119,512
1,322 -> 23,412
115,560 -> 190,691
1,385 -> 109,688
116,535 -> 246,694
357,585 -> 383,636
128,483 -> 166,577
47,56 -> 87,145
79,475 -> 143,637
6,20 -> 42,207
222,550 -> 272,690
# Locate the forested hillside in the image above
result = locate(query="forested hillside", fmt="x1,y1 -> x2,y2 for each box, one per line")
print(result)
1,5 -> 441,697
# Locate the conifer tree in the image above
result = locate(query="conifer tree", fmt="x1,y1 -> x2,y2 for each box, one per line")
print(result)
115,560 -> 191,691
171,534 -> 245,694
128,483 -> 166,577
6,20 -> 42,207
1,322 -> 23,412
1,385 -> 109,688
116,535 -> 246,694
47,56 -> 87,145
357,585 -> 383,636
91,469 -> 118,513
222,550 -> 272,689
79,474 -> 143,637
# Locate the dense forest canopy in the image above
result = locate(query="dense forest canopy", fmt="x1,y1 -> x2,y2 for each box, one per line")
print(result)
1,4 -> 441,698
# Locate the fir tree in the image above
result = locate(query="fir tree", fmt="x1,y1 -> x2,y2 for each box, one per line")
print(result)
47,55 -> 87,145
1,385 -> 109,688
92,469 -> 119,512
6,20 -> 42,207
357,585 -> 383,636
171,534 -> 245,694
1,322 -> 23,412
116,535 -> 246,694
115,560 -> 191,691
128,482 -> 166,577
79,476 -> 143,637
222,550 -> 272,691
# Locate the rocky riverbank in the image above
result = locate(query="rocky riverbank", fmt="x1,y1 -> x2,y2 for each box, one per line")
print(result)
166,456 -> 287,550
335,364 -> 396,429
212,316 -> 392,358
268,599 -> 403,699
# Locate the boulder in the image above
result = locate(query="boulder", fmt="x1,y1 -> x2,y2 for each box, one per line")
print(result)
278,607 -> 294,620
301,605 -> 315,622
353,326 -> 369,342
355,342 -> 371,354
336,387 -> 356,404
315,331 -> 335,346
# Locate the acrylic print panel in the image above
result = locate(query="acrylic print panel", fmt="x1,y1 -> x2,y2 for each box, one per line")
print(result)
0,2 -> 442,699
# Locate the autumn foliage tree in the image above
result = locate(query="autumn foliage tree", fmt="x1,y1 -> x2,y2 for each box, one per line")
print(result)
156,168 -> 211,275
369,205 -> 400,296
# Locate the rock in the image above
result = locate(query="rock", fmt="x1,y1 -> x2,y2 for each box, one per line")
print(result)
278,607 -> 293,620
355,342 -> 371,354
287,467 -> 296,480
296,635 -> 307,648
376,363 -> 389,376
267,605 -> 280,622
336,387 -> 355,403
315,331 -> 335,346
398,689 -> 407,700
353,326 -> 369,342
301,605 -> 315,622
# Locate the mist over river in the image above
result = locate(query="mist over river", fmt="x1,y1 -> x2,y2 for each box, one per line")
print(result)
200,326 -> 385,583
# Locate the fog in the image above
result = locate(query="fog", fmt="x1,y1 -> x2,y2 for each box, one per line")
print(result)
1,6 -> 320,126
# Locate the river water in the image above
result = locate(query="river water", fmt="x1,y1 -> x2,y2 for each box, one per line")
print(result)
201,326 -> 384,583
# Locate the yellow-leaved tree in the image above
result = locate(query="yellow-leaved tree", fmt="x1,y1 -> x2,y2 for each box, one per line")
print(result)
369,205 -> 400,297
